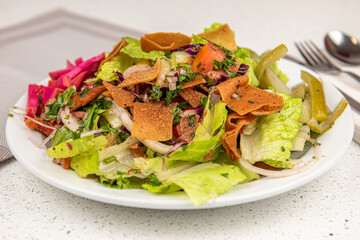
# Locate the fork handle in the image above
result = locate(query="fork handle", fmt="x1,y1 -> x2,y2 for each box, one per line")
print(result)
344,71 -> 360,83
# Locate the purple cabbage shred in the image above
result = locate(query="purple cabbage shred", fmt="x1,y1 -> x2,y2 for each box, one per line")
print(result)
237,64 -> 249,75
115,71 -> 124,82
170,44 -> 204,54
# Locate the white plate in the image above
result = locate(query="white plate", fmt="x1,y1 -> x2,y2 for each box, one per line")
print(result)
6,59 -> 354,210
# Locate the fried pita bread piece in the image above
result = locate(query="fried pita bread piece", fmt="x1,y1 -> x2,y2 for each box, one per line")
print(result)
97,40 -> 126,72
102,90 -> 112,99
70,86 -> 106,112
132,102 -> 177,141
221,113 -> 257,160
118,58 -> 161,88
178,88 -> 206,108
102,81 -> 135,108
197,24 -> 237,51
215,75 -> 249,102
141,32 -> 191,52
226,85 -> 284,116
182,75 -> 207,89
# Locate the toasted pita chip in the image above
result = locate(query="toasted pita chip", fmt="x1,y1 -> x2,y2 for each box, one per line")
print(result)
102,90 -> 113,99
98,40 -> 126,72
70,86 -> 106,112
178,88 -> 206,108
132,102 -> 177,141
226,85 -> 284,116
118,58 -> 161,88
197,24 -> 237,51
215,75 -> 249,102
221,113 -> 257,160
102,81 -> 135,108
141,32 -> 191,52
183,76 -> 207,89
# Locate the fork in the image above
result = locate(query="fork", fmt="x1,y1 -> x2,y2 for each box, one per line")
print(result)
295,40 -> 360,82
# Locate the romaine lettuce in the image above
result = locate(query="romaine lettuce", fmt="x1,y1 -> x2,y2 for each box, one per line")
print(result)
120,37 -> 164,61
51,125 -> 80,146
46,135 -> 107,158
71,150 -> 101,178
240,93 -> 302,168
169,162 -> 247,206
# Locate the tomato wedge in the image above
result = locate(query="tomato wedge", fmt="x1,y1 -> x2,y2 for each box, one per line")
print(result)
192,42 -> 225,73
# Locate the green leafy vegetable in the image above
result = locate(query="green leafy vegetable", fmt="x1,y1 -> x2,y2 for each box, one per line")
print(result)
71,150 -> 101,178
51,125 -> 80,146
46,135 -> 107,159
45,86 -> 76,120
168,162 -> 246,206
120,37 -> 164,61
241,94 -> 302,168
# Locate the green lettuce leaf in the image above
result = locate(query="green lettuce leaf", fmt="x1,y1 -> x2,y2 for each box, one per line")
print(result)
120,37 -> 164,61
191,35 -> 208,45
234,47 -> 251,59
45,86 -> 76,120
166,99 -> 227,162
51,125 -> 80,146
169,162 -> 247,206
203,23 -> 222,32
71,150 -> 101,178
240,93 -> 302,168
142,182 -> 181,193
46,135 -> 107,159
234,47 -> 259,87
191,23 -> 223,44
100,174 -> 145,189
96,53 -> 137,82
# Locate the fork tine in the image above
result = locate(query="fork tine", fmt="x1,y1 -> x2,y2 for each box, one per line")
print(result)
304,40 -> 327,64
295,42 -> 315,66
308,40 -> 333,64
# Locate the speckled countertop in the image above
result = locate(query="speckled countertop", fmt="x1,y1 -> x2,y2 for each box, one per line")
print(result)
1,1 -> 360,239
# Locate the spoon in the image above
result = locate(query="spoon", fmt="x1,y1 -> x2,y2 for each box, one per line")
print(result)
324,30 -> 360,64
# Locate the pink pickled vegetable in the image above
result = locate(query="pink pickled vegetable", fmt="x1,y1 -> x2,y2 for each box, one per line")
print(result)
56,53 -> 105,90
57,75 -> 72,89
67,60 -> 75,69
42,87 -> 64,106
26,84 -> 43,119
71,71 -> 87,91
75,57 -> 83,65
48,68 -> 73,80
63,53 -> 104,80
47,80 -> 57,88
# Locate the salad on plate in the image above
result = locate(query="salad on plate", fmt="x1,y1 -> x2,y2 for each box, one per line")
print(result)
10,23 -> 348,206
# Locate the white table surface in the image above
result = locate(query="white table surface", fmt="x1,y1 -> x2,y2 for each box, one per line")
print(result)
1,0 -> 360,239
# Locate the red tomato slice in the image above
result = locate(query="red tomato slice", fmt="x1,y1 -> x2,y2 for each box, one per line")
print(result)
192,42 -> 225,73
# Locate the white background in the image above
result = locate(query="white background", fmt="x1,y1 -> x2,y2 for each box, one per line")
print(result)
1,0 -> 360,239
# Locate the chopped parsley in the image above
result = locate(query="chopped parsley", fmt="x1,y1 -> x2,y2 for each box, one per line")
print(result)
150,85 -> 163,101
221,173 -> 229,178
164,50 -> 172,59
45,86 -> 76,120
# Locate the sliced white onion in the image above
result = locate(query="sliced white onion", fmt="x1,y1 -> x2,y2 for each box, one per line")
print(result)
168,82 -> 177,90
238,158 -> 319,178
80,129 -> 105,138
59,107 -> 81,132
9,106 -> 58,149
123,64 -> 151,79
111,102 -> 172,154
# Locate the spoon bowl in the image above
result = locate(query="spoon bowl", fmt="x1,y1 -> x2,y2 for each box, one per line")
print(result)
324,30 -> 360,65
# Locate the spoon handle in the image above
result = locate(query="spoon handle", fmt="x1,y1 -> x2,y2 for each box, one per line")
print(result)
344,71 -> 360,83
